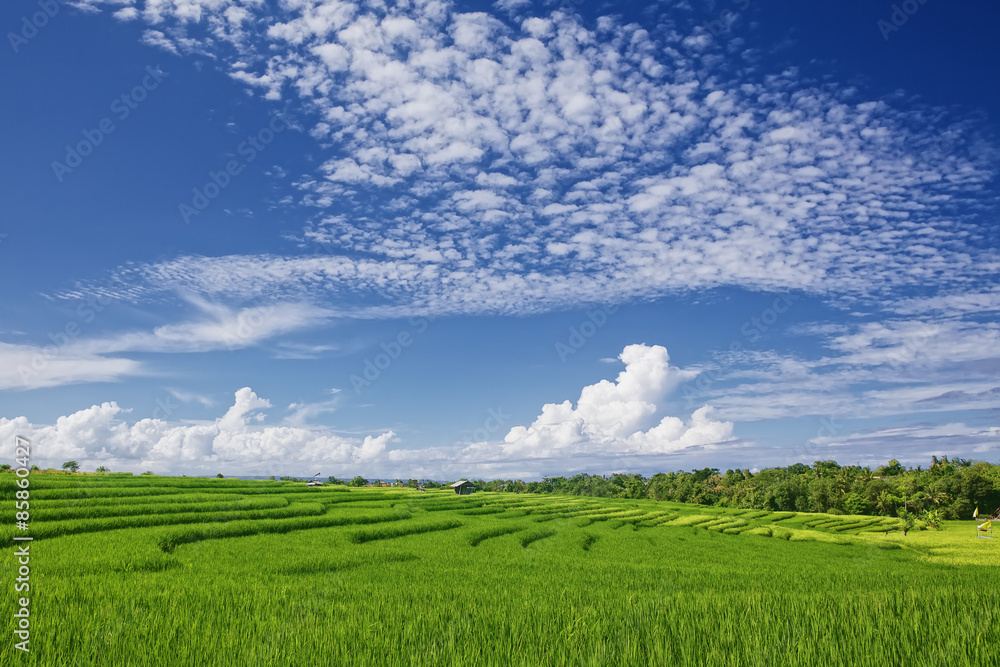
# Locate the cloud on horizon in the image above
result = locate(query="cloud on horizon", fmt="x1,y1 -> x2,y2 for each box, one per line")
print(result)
0,344 -> 739,477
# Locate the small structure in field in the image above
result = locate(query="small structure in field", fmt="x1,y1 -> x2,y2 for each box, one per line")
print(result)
307,480 -> 323,487
977,506 -> 999,539
450,480 -> 475,495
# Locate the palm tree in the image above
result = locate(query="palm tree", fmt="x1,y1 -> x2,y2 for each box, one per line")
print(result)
62,460 -> 80,473
923,488 -> 948,507
875,490 -> 895,516
96,466 -> 109,473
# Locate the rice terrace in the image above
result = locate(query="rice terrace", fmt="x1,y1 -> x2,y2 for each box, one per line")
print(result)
3,469 -> 998,666
4,0 -> 1000,665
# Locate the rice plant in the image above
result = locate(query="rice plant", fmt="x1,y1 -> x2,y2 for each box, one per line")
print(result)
2,474 -> 996,667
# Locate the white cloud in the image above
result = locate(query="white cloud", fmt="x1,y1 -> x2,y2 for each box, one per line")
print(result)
808,422 -> 1000,466
0,341 -> 143,391
140,29 -> 179,55
0,347 -> 738,477
113,6 -> 138,21
495,344 -> 731,457
285,389 -> 341,426
0,387 -> 396,475
689,318 -> 1000,422
0,298 -> 332,390
64,0 -> 996,318
91,298 -> 333,354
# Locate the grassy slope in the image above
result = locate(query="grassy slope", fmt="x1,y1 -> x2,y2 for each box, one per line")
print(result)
1,474 -> 998,666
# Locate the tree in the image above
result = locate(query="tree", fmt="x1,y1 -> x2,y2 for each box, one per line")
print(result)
350,475 -> 368,487
62,460 -> 80,473
920,508 -> 943,530
216,473 -> 224,478
0,464 -> 11,471
922,487 -> 949,507
842,492 -> 872,516
875,490 -> 898,516
875,459 -> 905,477
897,508 -> 916,536
140,470 -> 155,476
96,466 -> 109,473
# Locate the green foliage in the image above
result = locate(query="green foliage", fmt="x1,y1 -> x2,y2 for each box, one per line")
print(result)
921,508 -> 944,530
348,519 -> 462,544
62,460 -> 80,473
897,509 -> 917,536
468,525 -> 524,546
2,473 -> 998,666
484,458 -> 1000,520
350,475 -> 368,487
519,528 -> 556,548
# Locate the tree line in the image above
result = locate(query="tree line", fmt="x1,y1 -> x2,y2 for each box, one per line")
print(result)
37,455 -> 998,522
461,457 -> 1000,521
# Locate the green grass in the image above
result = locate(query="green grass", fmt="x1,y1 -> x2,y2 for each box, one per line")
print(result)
1,472 -> 997,666
468,525 -> 525,546
349,519 -> 464,544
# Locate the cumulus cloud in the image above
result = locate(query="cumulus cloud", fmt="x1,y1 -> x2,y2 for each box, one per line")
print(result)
495,344 -> 732,457
0,387 -> 398,475
0,346 -> 737,477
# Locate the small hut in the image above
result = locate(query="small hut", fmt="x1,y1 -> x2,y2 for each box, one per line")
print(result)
450,480 -> 475,495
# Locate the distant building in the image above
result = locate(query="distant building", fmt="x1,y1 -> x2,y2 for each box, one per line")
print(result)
450,480 -> 475,495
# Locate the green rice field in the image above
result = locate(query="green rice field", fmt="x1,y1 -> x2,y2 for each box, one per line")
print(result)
3,473 -> 998,666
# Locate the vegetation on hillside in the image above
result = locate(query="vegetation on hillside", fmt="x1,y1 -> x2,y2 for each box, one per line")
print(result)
1,475 -> 997,665
470,457 -> 1000,521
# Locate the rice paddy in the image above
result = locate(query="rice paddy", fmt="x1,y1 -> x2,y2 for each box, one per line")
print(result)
2,473 -> 998,666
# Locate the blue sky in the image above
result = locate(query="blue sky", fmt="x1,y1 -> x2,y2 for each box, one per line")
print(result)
1,0 -> 998,479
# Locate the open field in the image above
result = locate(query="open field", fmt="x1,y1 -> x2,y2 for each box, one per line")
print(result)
2,474 -> 998,666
